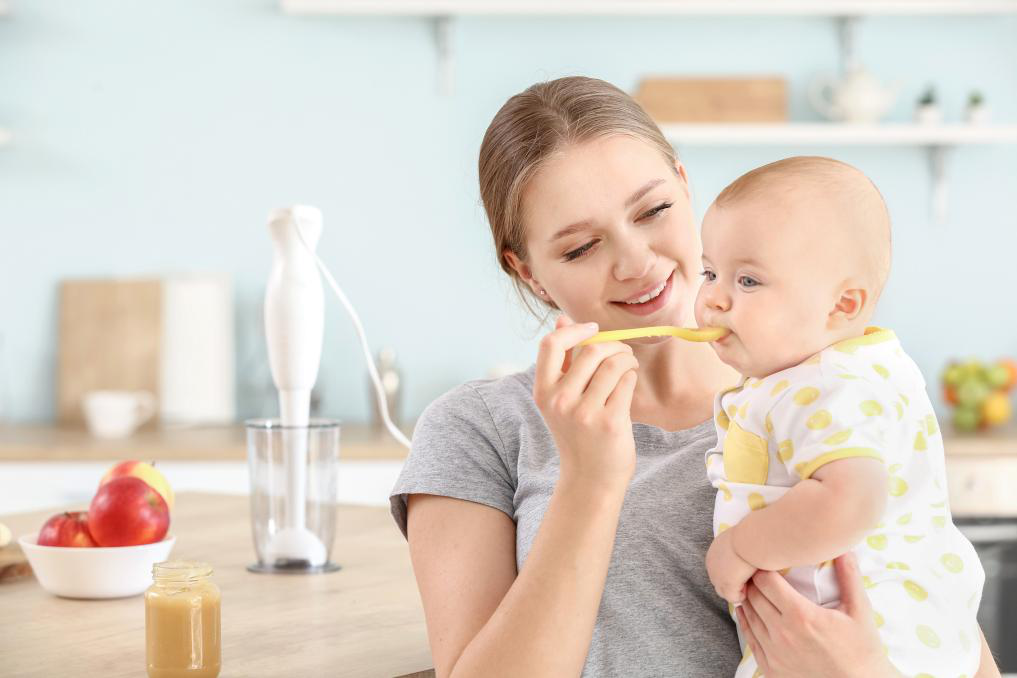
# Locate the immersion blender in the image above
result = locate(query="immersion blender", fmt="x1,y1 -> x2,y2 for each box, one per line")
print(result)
263,205 -> 328,567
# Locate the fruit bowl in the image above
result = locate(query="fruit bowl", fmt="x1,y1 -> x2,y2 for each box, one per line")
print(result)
18,534 -> 175,599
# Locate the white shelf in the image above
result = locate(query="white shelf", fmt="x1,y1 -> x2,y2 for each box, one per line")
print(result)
282,0 -> 1017,16
662,123 -> 1017,226
662,123 -> 1017,146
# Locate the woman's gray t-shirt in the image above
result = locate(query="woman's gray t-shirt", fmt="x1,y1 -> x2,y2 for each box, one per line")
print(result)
390,365 -> 740,676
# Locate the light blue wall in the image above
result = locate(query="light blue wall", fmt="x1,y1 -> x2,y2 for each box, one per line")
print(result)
1,1 -> 1015,424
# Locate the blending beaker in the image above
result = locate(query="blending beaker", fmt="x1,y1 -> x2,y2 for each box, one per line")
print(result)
245,419 -> 341,574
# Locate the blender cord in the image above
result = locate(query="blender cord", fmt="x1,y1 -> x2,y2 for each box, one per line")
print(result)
293,225 -> 412,450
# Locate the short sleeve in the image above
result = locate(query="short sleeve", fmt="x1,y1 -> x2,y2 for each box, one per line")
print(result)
389,382 -> 516,538
767,377 -> 890,481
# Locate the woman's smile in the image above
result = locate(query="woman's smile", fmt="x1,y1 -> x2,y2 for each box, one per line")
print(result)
610,269 -> 675,317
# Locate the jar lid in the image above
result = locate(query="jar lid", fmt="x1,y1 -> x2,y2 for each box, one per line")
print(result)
152,560 -> 213,583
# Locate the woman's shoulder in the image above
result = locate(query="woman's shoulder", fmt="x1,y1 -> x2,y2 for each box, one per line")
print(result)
390,366 -> 538,536
419,364 -> 538,432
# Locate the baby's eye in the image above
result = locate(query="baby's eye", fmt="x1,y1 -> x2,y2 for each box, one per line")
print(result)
738,275 -> 760,288
700,270 -> 716,282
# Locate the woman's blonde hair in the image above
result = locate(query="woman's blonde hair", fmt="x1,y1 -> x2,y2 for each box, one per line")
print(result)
478,76 -> 679,320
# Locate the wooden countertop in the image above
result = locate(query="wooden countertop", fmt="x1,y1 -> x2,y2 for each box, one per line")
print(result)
0,422 -> 412,462
0,492 -> 433,678
0,421 -> 1012,462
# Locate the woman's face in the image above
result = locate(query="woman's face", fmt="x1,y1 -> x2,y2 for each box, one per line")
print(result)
508,134 -> 701,338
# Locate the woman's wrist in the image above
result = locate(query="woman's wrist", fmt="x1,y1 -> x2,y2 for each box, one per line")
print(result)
554,469 -> 631,510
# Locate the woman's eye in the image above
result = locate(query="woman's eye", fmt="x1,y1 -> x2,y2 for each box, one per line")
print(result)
739,275 -> 760,288
700,269 -> 716,282
641,202 -> 673,220
564,241 -> 596,262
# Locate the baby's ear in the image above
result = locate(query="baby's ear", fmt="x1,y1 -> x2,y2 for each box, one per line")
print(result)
829,287 -> 868,326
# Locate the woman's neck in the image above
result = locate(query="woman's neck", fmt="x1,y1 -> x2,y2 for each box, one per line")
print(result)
628,338 -> 740,432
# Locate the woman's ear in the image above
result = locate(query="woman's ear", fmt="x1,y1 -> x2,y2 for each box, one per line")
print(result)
674,161 -> 692,200
503,249 -> 540,294
829,287 -> 868,328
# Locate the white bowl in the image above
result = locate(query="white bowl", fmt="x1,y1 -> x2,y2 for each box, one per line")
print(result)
18,534 -> 175,599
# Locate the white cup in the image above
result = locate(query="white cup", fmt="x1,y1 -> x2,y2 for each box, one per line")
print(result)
82,390 -> 156,439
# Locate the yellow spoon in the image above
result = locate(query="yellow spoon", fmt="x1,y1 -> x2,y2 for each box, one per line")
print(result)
580,326 -> 729,346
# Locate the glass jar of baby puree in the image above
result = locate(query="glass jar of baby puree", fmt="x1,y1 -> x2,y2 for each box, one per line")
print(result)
145,561 -> 221,678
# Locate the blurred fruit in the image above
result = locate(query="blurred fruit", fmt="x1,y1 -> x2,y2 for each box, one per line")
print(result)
982,392 -> 1013,427
942,363 -> 965,388
956,380 -> 990,408
99,460 -> 174,511
986,364 -> 1011,390
953,406 -> 981,432
998,358 -> 1017,391
943,385 -> 959,406
37,511 -> 98,548
88,476 -> 170,547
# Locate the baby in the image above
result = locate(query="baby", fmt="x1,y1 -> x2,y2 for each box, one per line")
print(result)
694,156 -> 985,678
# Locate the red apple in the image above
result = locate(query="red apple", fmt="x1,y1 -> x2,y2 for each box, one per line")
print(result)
99,460 -> 174,511
88,476 -> 170,547
37,511 -> 98,547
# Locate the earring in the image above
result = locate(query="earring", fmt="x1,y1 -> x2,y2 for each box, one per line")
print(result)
539,288 -> 547,296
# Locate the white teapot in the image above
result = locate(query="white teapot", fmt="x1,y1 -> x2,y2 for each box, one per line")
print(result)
809,66 -> 900,123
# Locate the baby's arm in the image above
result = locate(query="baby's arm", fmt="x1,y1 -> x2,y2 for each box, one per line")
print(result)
731,456 -> 888,571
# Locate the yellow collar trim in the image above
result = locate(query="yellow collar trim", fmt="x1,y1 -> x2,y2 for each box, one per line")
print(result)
831,327 -> 897,354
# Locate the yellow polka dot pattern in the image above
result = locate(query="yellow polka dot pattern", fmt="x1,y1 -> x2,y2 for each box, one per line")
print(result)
860,400 -> 883,416
793,387 -> 820,406
771,379 -> 789,396
903,580 -> 928,601
916,624 -> 941,648
823,429 -> 852,445
925,414 -> 938,436
940,553 -> 964,573
889,476 -> 909,497
806,410 -> 832,430
867,534 -> 888,551
914,431 -> 928,451
873,364 -> 890,379
778,440 -> 794,462
747,493 -> 766,511
716,410 -> 730,431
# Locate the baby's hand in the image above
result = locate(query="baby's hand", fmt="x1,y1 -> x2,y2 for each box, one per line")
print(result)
706,527 -> 757,605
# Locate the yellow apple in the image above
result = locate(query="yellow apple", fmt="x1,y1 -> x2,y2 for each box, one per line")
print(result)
99,460 -> 174,511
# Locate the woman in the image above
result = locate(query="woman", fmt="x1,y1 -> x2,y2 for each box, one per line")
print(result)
389,76 -> 1000,677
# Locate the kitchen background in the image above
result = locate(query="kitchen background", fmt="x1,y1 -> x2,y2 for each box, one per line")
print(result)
1,0 -> 1016,671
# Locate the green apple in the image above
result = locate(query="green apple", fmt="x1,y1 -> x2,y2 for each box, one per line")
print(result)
953,405 -> 981,432
957,380 -> 990,408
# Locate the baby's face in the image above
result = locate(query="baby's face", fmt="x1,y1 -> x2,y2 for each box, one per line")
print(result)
694,198 -> 845,378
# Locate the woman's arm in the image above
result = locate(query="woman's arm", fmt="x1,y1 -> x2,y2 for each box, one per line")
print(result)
974,626 -> 1002,678
407,316 -> 640,677
407,480 -> 626,677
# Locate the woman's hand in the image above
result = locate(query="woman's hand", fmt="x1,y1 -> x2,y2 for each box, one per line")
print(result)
737,552 -> 900,678
533,314 -> 639,493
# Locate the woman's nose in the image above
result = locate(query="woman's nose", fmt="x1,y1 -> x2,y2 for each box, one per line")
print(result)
612,241 -> 654,282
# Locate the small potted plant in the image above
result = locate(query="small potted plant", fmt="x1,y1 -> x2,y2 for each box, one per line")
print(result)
914,85 -> 941,124
965,91 -> 989,124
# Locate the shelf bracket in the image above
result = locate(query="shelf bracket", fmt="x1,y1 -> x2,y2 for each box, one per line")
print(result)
929,145 -> 950,226
433,15 -> 455,95
835,15 -> 860,74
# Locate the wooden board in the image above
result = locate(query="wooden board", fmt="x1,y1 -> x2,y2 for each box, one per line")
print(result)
634,76 -> 788,123
0,493 -> 433,678
57,279 -> 162,427
0,541 -> 31,583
